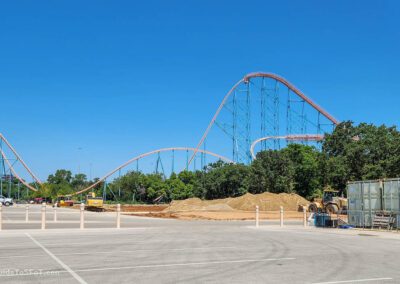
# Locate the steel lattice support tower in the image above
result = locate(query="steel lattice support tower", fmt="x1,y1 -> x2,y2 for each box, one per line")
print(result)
232,90 -> 237,162
0,139 -> 3,196
155,152 -> 165,176
286,89 -> 292,137
187,72 -> 340,168
260,77 -> 267,151
245,81 -> 252,164
272,80 -> 280,149
317,112 -> 321,134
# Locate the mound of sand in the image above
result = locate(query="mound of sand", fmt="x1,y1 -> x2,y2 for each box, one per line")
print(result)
202,203 -> 234,211
165,192 -> 309,212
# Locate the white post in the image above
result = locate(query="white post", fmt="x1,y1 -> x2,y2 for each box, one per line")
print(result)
53,203 -> 57,222
116,204 -> 121,229
303,206 -> 307,227
0,202 -> 2,231
255,206 -> 259,228
280,206 -> 283,227
41,202 -> 46,230
80,203 -> 84,229
25,204 -> 29,223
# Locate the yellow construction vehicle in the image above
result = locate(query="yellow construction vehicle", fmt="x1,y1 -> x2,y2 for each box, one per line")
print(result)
85,192 -> 104,212
57,195 -> 74,207
308,189 -> 347,214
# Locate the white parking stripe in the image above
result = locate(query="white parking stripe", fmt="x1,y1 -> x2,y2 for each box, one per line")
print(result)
25,233 -> 87,284
312,278 -> 393,284
0,257 -> 296,277
74,257 -> 296,272
0,246 -> 238,259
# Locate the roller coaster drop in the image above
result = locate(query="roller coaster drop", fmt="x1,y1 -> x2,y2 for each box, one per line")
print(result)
0,72 -> 339,197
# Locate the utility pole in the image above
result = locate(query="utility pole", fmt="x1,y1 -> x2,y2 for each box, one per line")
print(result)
78,147 -> 82,173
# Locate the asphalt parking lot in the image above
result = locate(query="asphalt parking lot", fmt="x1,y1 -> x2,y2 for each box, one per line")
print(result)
0,205 -> 399,283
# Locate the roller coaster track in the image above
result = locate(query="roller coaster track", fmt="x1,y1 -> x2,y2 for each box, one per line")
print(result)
250,135 -> 324,160
0,72 -> 339,196
187,72 -> 340,168
0,135 -> 234,195
69,147 -> 235,196
0,133 -> 41,192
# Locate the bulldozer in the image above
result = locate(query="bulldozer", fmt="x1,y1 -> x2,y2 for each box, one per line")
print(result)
57,195 -> 74,207
308,189 -> 347,214
85,192 -> 104,212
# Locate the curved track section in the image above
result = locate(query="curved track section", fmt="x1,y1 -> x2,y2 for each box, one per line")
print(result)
70,147 -> 236,196
250,134 -> 324,160
0,133 -> 41,192
0,147 -> 38,192
187,72 -> 339,167
0,134 -> 42,185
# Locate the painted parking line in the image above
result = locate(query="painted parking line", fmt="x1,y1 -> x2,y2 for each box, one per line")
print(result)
25,233 -> 87,284
74,257 -> 296,272
0,236 -> 152,249
312,277 -> 393,284
0,257 -> 296,277
0,246 -> 239,259
2,221 -> 118,224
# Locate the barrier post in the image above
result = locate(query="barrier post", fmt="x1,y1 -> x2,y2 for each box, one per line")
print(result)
25,204 -> 29,223
53,203 -> 57,222
0,202 -> 2,231
280,206 -> 283,227
255,206 -> 259,228
80,203 -> 84,229
117,204 -> 121,229
41,202 -> 46,230
303,206 -> 307,227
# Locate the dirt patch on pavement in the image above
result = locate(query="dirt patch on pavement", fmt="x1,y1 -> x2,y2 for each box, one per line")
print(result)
105,204 -> 168,212
129,210 -> 306,220
69,204 -> 168,212
129,210 -> 348,221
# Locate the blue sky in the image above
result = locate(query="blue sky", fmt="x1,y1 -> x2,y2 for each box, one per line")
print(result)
1,0 -> 399,181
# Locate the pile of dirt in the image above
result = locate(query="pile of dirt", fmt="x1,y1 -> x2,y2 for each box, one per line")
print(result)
227,192 -> 310,211
203,203 -> 234,211
164,192 -> 309,212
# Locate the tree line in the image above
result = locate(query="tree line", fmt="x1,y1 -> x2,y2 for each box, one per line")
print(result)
23,121 -> 400,203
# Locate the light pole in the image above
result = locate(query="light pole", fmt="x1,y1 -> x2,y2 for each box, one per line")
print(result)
78,147 -> 82,173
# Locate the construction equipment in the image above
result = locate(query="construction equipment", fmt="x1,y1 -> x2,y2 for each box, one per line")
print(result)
308,189 -> 347,214
85,192 -> 104,212
57,195 -> 74,207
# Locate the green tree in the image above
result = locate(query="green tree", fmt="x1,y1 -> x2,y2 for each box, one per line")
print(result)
47,169 -> 72,184
47,169 -> 74,198
166,178 -> 194,200
322,121 -> 400,191
177,170 -> 205,198
71,173 -> 87,190
204,162 -> 249,199
283,144 -> 320,198
114,171 -> 145,202
246,150 -> 293,194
